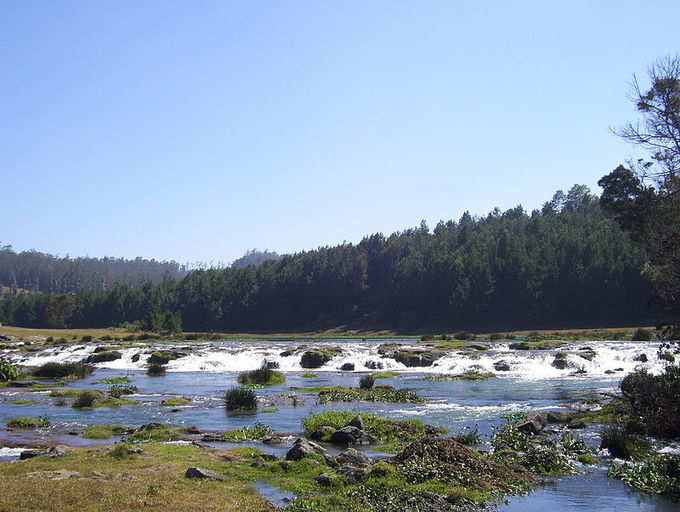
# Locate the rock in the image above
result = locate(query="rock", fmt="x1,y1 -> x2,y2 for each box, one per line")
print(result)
25,470 -> 81,480
338,465 -> 367,484
310,426 -> 336,441
184,467 -> 226,481
201,433 -> 223,442
184,426 -> 201,434
605,370 -> 615,375
547,411 -> 578,423
147,351 -> 179,365
336,448 -> 370,467
516,414 -> 546,434
279,461 -> 292,471
578,350 -> 597,361
329,426 -> 377,446
551,353 -> 570,370
567,421 -> 587,430
468,343 -> 490,351
8,381 -> 41,388
625,421 -> 646,435
348,415 -> 365,430
340,362 -> 355,371
300,351 -> 333,369
265,360 -> 279,369
89,471 -> 106,479
364,360 -> 384,370
393,349 -> 444,367
315,473 -> 332,486
86,351 -> 122,363
20,449 -> 45,460
131,354 -> 140,363
634,353 -> 648,363
615,368 -> 624,372
262,436 -> 283,445
46,445 -> 71,457
251,460 -> 265,468
493,360 -> 511,372
285,438 -> 329,461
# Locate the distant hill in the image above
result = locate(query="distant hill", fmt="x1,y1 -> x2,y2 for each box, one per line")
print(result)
0,245 -> 188,294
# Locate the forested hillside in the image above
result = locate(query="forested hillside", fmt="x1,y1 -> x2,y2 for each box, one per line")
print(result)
0,185 -> 655,332
0,245 -> 187,294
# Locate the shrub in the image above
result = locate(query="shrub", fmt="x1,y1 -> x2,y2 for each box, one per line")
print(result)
225,387 -> 257,412
600,426 -> 649,459
454,331 -> 474,340
632,328 -> 653,341
0,359 -> 20,381
6,416 -> 50,429
109,384 -> 138,398
73,391 -> 98,409
237,363 -> 285,386
620,366 -> 680,437
147,364 -> 166,376
81,335 -> 93,342
359,374 -> 375,389
32,362 -> 94,379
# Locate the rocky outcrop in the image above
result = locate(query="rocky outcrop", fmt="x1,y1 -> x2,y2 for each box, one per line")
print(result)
147,351 -> 184,365
364,360 -> 384,370
286,438 -> 330,461
329,426 -> 377,445
185,467 -> 226,481
340,363 -> 355,371
633,353 -> 648,363
516,413 -> 546,434
300,348 -> 342,369
551,353 -> 570,370
493,360 -> 511,372
309,426 -> 336,441
86,351 -> 122,363
393,349 -> 445,367
336,448 -> 370,468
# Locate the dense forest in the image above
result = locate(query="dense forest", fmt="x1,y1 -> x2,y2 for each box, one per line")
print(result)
0,185 -> 656,333
0,246 -> 188,294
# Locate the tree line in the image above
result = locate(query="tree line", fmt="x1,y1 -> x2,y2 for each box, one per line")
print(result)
0,186 -> 656,332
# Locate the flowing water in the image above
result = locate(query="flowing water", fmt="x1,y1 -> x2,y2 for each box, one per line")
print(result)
1,338 -> 677,510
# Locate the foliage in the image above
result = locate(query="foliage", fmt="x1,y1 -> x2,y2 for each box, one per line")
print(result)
620,366 -> 680,437
161,398 -> 191,406
371,371 -> 400,379
72,391 -> 99,409
6,416 -> 50,428
492,419 -> 533,453
600,426 -> 650,460
225,387 -> 257,411
301,372 -> 318,378
237,363 -> 285,386
0,359 -> 20,381
221,423 -> 272,441
0,186 -> 651,333
83,424 -> 128,439
359,374 -> 375,389
315,385 -> 423,404
609,454 -> 680,496
425,371 -> 495,381
632,328 -> 653,341
97,377 -> 130,384
109,384 -> 138,398
32,361 -> 93,379
147,363 -> 166,376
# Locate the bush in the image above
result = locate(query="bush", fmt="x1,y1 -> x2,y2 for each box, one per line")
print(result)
109,384 -> 138,398
237,363 -> 285,386
359,374 -> 375,389
81,335 -> 93,342
454,331 -> 474,340
0,359 -> 20,381
632,328 -> 653,341
620,366 -> 680,437
32,362 -> 94,379
73,391 -> 98,409
225,387 -> 257,412
600,426 -> 649,459
147,364 -> 166,376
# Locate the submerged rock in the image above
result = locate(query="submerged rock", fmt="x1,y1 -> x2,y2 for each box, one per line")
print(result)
551,353 -> 570,370
633,353 -> 648,362
494,360 -> 511,372
364,360 -> 384,370
86,351 -> 122,363
340,362 -> 355,371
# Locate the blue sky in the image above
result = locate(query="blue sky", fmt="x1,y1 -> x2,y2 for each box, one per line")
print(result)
2,1 -> 679,263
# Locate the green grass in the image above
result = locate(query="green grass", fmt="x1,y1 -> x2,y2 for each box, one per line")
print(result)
96,377 -> 131,384
161,398 -> 192,406
221,423 -> 272,442
425,371 -> 496,381
301,372 -> 319,378
9,399 -> 34,405
83,425 -> 128,439
237,366 -> 286,387
95,397 -> 138,408
259,408 -> 279,413
49,388 -> 104,398
289,384 -> 422,403
371,371 -> 400,379
6,416 -> 50,428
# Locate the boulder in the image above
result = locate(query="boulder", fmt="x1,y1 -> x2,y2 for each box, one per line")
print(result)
546,411 -> 578,423
315,473 -> 332,486
147,351 -> 179,365
551,353 -> 569,370
340,363 -> 355,371
286,438 -> 329,461
20,450 -> 44,460
329,426 -> 377,446
46,445 -> 71,457
633,353 -> 648,363
493,360 -> 511,372
336,448 -> 370,467
309,426 -> 336,441
338,465 -> 367,484
131,354 -> 140,363
86,351 -> 122,363
185,467 -> 226,481
265,360 -> 280,369
364,360 -> 384,370
578,350 -> 597,362
300,351 -> 332,369
516,414 -> 546,435
348,415 -> 365,430
393,349 -> 444,367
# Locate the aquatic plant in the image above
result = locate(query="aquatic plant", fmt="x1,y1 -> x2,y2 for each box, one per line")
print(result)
600,426 -> 650,460
32,361 -> 93,379
609,454 -> 680,496
97,377 -> 130,384
359,374 -> 375,389
221,423 -> 272,441
237,363 -> 285,386
317,385 -> 422,404
109,384 -> 138,398
72,391 -> 99,409
6,416 -> 50,429
83,425 -> 128,439
0,359 -> 20,381
225,386 -> 257,412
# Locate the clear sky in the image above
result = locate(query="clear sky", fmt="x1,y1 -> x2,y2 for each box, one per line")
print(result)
2,1 -> 679,264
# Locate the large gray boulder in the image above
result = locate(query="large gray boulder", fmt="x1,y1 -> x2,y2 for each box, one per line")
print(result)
547,411 -> 578,423
286,438 -> 329,461
330,426 -> 377,445
516,413 -> 546,435
185,467 -> 226,481
336,448 -> 370,467
494,360 -> 511,372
